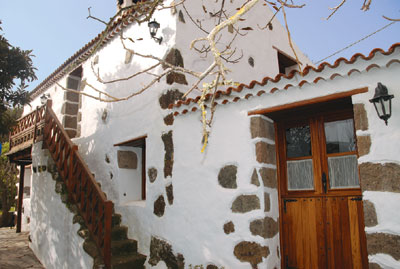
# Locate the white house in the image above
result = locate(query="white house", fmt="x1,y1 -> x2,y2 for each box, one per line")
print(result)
7,0 -> 400,268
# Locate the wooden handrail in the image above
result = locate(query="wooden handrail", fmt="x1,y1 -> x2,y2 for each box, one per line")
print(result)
42,100 -> 113,268
9,103 -> 47,151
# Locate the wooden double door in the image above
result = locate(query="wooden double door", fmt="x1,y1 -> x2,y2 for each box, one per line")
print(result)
276,106 -> 368,268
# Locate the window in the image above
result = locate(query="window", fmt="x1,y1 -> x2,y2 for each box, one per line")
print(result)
274,47 -> 298,75
114,135 -> 146,204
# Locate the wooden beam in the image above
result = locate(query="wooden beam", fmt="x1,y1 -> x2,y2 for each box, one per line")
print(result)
248,87 -> 368,116
16,164 -> 25,233
114,135 -> 147,147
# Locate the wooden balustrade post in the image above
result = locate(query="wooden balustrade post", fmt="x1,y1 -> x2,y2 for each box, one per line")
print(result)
33,106 -> 40,143
16,164 -> 25,233
103,201 -> 113,269
68,145 -> 78,192
46,99 -> 53,109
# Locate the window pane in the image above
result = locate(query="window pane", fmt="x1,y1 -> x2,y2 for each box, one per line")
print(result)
328,155 -> 359,189
324,119 -> 356,154
286,125 -> 311,158
287,159 -> 314,190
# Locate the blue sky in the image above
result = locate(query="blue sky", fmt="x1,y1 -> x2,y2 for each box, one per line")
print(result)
1,1 -> 399,92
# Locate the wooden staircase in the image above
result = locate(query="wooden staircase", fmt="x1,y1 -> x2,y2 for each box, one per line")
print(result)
9,100 -> 146,268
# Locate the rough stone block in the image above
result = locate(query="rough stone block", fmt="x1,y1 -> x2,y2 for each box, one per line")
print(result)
259,167 -> 277,189
218,165 -> 238,189
159,89 -> 185,109
264,192 -> 271,212
353,103 -> 369,131
231,195 -> 260,213
255,141 -> 276,164
64,91 -> 80,103
148,167 -> 158,183
163,114 -> 174,126
65,129 -> 77,139
250,116 -> 275,140
166,184 -> 174,205
357,135 -> 371,157
251,168 -> 260,186
250,217 -> 279,238
163,48 -> 185,68
62,102 -> 79,115
149,236 -> 185,268
366,232 -> 400,260
63,115 -> 78,129
223,221 -> 235,234
360,162 -> 400,192
153,195 -> 166,217
234,241 -> 269,268
363,200 -> 378,227
117,151 -> 138,169
162,131 -> 174,178
66,76 -> 80,90
178,10 -> 185,23
166,72 -> 188,85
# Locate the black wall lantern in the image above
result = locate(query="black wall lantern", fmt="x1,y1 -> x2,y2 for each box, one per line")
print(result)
369,82 -> 394,125
148,19 -> 163,44
40,93 -> 50,105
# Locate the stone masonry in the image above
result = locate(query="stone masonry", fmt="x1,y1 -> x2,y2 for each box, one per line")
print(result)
353,102 -> 400,265
62,71 -> 82,138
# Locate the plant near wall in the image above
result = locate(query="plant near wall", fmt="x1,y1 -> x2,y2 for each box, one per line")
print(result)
55,0 -> 391,151
0,20 -> 37,136
0,142 -> 18,227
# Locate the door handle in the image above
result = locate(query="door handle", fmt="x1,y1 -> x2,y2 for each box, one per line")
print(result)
322,172 -> 327,193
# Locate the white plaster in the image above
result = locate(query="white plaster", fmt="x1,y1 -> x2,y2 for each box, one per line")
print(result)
369,253 -> 400,269
29,143 -> 93,269
18,0 -> 400,267
364,191 -> 400,235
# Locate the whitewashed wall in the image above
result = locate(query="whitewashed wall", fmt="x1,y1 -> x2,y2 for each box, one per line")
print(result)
23,0 -> 315,267
29,143 -> 93,269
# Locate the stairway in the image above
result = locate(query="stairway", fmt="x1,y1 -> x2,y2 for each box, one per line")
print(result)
38,100 -> 146,268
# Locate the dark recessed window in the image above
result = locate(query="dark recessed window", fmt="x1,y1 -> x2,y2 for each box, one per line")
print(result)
277,51 -> 297,75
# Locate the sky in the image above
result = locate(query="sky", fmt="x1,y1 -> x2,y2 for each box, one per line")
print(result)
1,0 -> 399,92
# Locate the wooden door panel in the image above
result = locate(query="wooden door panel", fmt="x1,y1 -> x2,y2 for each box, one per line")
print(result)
282,198 -> 325,269
276,107 -> 367,269
325,197 -> 367,269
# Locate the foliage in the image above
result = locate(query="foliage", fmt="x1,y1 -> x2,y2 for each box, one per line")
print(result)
0,142 -> 18,227
0,20 -> 36,135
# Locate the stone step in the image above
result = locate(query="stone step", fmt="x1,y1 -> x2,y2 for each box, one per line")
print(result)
111,253 -> 146,269
112,214 -> 122,227
111,239 -> 138,256
111,226 -> 128,241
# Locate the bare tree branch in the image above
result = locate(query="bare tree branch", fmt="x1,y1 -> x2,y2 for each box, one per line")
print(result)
383,15 -> 400,21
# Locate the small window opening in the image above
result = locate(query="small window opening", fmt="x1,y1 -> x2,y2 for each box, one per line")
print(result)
277,50 -> 298,75
114,135 -> 147,203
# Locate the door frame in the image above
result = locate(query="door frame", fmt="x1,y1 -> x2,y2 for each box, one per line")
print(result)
265,96 -> 368,268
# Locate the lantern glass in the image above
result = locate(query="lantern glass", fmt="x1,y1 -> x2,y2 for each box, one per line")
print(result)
40,94 -> 47,105
369,83 -> 394,125
148,20 -> 160,37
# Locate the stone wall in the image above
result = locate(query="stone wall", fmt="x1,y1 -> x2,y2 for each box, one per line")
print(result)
228,115 -> 280,268
353,103 -> 400,268
62,73 -> 82,139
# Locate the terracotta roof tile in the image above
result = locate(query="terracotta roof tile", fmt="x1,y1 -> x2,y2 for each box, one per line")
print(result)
170,42 -> 400,116
347,69 -> 361,76
366,64 -> 380,72
386,59 -> 400,67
